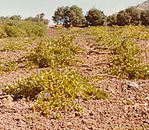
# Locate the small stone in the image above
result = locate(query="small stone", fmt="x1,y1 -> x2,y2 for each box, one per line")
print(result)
127,81 -> 139,89
89,112 -> 94,116
145,96 -> 149,100
67,122 -> 72,127
1,95 -> 14,108
143,120 -> 149,124
75,112 -> 82,117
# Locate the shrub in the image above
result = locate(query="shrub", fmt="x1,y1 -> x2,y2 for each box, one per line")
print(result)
4,25 -> 22,37
0,19 -> 47,37
3,69 -> 108,115
21,22 -> 47,37
0,61 -> 18,72
111,39 -> 149,79
0,56 -> 18,73
0,37 -> 35,51
27,35 -> 81,68
85,26 -> 149,79
0,26 -> 7,38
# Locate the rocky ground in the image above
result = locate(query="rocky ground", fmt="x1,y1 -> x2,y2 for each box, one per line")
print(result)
0,29 -> 149,130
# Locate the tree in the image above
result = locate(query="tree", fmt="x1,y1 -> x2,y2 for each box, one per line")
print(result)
141,10 -> 149,26
35,13 -> 49,25
10,15 -> 21,20
68,5 -> 84,26
25,16 -> 35,21
107,14 -> 117,26
85,8 -> 106,26
62,6 -> 71,27
125,7 -> 141,25
25,13 -> 49,25
116,10 -> 131,26
52,6 -> 65,25
116,7 -> 141,26
52,5 -> 84,27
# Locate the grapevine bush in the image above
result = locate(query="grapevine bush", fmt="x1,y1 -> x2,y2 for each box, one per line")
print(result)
0,20 -> 47,38
27,35 -> 81,68
86,26 -> 149,79
3,69 -> 108,115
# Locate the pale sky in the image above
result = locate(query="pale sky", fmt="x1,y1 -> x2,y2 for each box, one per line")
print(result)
0,0 -> 145,24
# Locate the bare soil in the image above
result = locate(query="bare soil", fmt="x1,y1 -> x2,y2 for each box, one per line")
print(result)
0,29 -> 149,130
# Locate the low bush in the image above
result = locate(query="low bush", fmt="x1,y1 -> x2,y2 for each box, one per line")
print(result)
3,69 -> 108,115
0,20 -> 47,38
85,26 -> 149,79
0,26 -> 7,38
0,37 -> 35,51
4,25 -> 22,37
27,35 -> 81,68
110,39 -> 149,79
0,61 -> 18,72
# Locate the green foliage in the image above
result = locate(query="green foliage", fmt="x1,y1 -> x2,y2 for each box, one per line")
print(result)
107,7 -> 149,26
27,35 -> 81,68
68,5 -> 85,26
86,26 -> 149,79
0,26 -> 7,38
0,55 -> 17,73
3,69 -> 108,115
116,10 -> 131,26
110,39 -> 149,79
25,13 -> 49,25
0,19 -> 47,38
0,37 -> 35,51
52,5 -> 85,27
52,5 -> 149,27
141,10 -> 149,26
115,7 -> 141,26
9,15 -> 21,20
0,61 -> 18,73
52,6 -> 65,25
86,8 -> 106,26
125,7 -> 141,25
107,15 -> 117,26
23,22 -> 47,37
4,25 -> 23,37
0,51 -> 18,73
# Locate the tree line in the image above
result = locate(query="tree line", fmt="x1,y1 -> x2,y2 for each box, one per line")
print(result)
0,13 -> 48,38
52,5 -> 149,27
0,13 -> 49,25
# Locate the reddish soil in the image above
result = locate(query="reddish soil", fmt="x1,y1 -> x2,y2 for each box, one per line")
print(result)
0,30 -> 149,130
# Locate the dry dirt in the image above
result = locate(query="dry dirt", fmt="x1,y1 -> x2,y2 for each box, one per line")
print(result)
0,30 -> 149,130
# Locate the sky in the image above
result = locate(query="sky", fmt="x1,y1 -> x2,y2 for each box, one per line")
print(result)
0,0 -> 146,24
